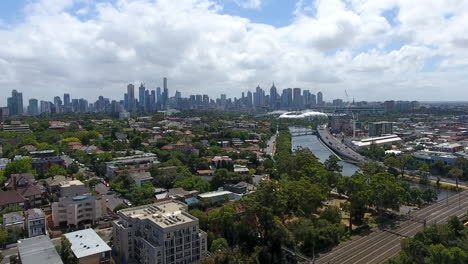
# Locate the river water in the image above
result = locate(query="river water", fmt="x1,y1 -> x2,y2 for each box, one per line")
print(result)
290,128 -> 456,200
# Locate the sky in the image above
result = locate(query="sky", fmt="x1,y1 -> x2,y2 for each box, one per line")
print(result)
1,0 -> 468,105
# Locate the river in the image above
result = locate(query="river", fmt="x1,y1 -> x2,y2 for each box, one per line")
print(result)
290,127 -> 456,200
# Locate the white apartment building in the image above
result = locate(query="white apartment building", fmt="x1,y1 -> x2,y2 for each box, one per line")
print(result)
25,208 -> 47,237
112,201 -> 207,264
52,195 -> 106,227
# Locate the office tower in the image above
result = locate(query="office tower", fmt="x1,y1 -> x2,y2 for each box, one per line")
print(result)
156,87 -> 162,103
303,90 -> 311,108
270,83 -> 278,109
368,122 -> 393,137
40,101 -> 51,114
310,93 -> 317,106
139,83 -> 146,110
150,90 -> 156,111
127,84 -> 135,111
293,88 -> 302,109
53,96 -> 62,113
220,94 -> 227,106
145,89 -> 150,112
112,201 -> 207,264
280,88 -> 292,108
63,93 -> 70,105
317,91 -> 324,106
28,99 -> 39,116
162,78 -> 168,109
7,90 -> 23,116
203,95 -> 209,107
246,91 -> 253,107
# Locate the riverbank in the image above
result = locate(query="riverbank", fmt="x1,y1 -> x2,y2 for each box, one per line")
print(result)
402,175 -> 468,191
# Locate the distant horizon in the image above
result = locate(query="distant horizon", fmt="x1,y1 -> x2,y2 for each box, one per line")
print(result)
3,87 -> 468,109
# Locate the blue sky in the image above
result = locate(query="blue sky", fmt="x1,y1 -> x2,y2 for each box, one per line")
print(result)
0,0 -> 28,24
0,0 -> 298,27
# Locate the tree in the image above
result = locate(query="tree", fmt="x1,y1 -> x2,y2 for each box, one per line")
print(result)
4,158 -> 35,177
58,236 -> 77,264
67,162 -> 80,175
448,168 -> 463,190
113,203 -> 128,213
320,206 -> 342,224
174,176 -> 211,193
324,155 -> 343,173
9,255 -> 19,264
367,172 -> 406,215
46,164 -> 67,177
210,238 -> 229,252
419,163 -> 430,184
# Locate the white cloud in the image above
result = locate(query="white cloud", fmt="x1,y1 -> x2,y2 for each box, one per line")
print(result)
0,0 -> 468,104
233,0 -> 262,9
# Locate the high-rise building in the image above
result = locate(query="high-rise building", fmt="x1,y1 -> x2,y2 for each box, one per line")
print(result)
40,101 -> 52,114
112,201 -> 208,264
317,91 -> 324,106
293,88 -> 302,109
310,93 -> 317,107
7,90 -> 23,116
53,96 -> 62,113
270,83 -> 278,109
162,78 -> 168,109
303,90 -> 311,108
246,91 -> 253,107
28,99 -> 39,116
127,84 -> 135,111
63,93 -> 71,112
139,83 -> 146,110
156,87 -> 162,103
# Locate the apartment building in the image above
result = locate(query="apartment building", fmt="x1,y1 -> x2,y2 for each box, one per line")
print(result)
59,180 -> 89,197
112,201 -> 207,264
105,153 -> 159,179
52,195 -> 106,227
25,208 -> 47,237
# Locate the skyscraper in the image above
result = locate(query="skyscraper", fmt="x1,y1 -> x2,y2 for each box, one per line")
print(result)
28,99 -> 39,116
63,93 -> 71,112
270,83 -> 278,109
293,88 -> 302,109
7,90 -> 23,116
138,83 -> 146,110
317,91 -> 324,106
54,96 -> 62,113
162,77 -> 168,109
127,84 -> 135,111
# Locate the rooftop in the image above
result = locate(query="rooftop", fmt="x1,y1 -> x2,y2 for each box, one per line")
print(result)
119,201 -> 196,228
26,208 -> 45,220
17,235 -> 63,264
64,229 -> 111,259
59,180 -> 85,187
3,211 -> 23,225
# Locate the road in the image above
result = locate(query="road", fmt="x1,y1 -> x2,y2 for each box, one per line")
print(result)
0,228 -> 112,264
316,125 -> 366,164
316,190 -> 468,264
265,133 -> 278,157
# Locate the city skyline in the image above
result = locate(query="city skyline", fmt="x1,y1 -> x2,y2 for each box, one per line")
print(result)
1,0 -> 468,103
